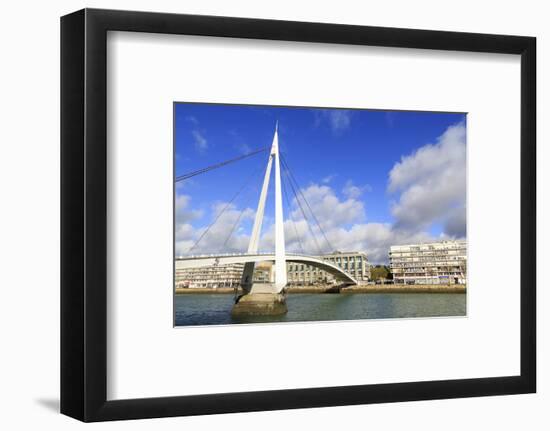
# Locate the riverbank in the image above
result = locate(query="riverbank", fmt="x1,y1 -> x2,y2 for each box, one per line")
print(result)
337,285 -> 466,294
175,284 -> 466,295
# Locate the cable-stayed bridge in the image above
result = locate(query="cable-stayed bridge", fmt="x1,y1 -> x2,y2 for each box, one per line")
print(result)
176,122 -> 357,300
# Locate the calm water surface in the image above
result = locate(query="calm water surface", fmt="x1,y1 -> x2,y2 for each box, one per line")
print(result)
174,293 -> 466,326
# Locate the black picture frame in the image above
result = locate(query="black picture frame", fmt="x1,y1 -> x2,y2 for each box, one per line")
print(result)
61,8 -> 536,422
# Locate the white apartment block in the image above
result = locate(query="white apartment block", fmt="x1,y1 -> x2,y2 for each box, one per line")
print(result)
175,263 -> 245,289
389,240 -> 467,285
287,251 -> 369,285
175,261 -> 272,289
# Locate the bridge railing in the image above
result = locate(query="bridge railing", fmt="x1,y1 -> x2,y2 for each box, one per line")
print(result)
175,252 -> 357,283
176,252 -> 321,260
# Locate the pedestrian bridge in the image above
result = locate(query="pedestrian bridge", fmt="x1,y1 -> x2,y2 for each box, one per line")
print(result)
176,253 -> 357,285
177,123 -> 358,294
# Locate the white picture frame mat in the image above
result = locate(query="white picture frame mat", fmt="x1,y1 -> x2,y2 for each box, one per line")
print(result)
106,31 -> 521,400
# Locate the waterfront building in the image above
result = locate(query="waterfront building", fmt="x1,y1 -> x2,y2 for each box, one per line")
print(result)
252,261 -> 273,283
389,240 -> 467,285
175,263 -> 245,289
287,251 -> 370,285
175,261 -> 274,289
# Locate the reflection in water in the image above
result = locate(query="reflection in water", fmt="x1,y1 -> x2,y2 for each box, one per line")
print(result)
175,293 -> 466,326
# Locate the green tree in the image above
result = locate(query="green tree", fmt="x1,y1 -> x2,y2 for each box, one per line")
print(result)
370,265 -> 391,280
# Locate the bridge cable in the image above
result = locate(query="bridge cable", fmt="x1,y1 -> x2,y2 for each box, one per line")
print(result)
285,174 -> 323,256
221,204 -> 250,250
222,166 -> 266,249
280,154 -> 335,253
187,164 -> 265,254
282,177 -> 305,254
281,162 -> 323,256
282,154 -> 334,252
280,156 -> 325,255
281,171 -> 305,254
175,146 -> 270,182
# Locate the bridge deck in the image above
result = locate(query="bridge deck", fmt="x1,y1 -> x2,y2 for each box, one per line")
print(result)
176,253 -> 357,285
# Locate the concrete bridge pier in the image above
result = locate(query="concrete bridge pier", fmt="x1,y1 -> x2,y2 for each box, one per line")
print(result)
232,275 -> 288,316
231,291 -> 287,317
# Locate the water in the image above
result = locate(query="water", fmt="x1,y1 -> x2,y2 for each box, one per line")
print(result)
174,293 -> 466,326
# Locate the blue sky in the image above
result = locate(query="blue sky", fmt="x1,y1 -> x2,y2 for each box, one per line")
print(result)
174,103 -> 466,263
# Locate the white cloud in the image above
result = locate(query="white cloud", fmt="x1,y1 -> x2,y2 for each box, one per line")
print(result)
267,121 -> 466,262
342,180 -> 372,199
343,180 -> 362,199
176,184 -> 446,263
260,210 -> 439,263
229,130 -> 251,154
329,223 -> 437,263
186,115 -> 199,125
184,116 -> 208,153
175,194 -> 203,224
444,204 -> 467,238
322,174 -> 337,184
315,110 -> 352,133
258,183 -> 365,255
192,130 -> 208,152
290,184 -> 365,230
328,110 -> 352,131
259,219 -> 308,253
175,199 -> 255,256
175,122 -> 466,263
388,122 -> 466,237
256,182 -> 440,262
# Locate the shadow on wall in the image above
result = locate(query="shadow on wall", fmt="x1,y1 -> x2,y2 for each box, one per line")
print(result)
35,398 -> 59,413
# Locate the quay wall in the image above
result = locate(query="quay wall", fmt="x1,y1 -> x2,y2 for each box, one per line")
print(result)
175,285 -> 466,294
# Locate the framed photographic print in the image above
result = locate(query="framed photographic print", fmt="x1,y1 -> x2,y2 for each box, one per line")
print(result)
173,103 -> 468,326
61,8 -> 536,422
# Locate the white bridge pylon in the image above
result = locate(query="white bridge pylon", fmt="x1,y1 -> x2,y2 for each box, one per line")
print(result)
241,122 -> 286,293
177,123 -> 358,292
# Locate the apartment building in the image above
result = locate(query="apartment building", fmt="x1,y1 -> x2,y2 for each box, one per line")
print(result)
175,261 -> 273,289
175,263 -> 245,289
389,240 -> 467,285
287,251 -> 369,285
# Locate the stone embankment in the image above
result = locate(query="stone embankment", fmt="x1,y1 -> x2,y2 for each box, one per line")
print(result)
175,285 -> 466,294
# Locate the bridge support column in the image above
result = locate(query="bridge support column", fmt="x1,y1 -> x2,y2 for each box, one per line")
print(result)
233,122 -> 288,317
231,292 -> 287,317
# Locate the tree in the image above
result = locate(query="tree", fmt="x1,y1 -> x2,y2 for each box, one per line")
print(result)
370,265 -> 391,280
